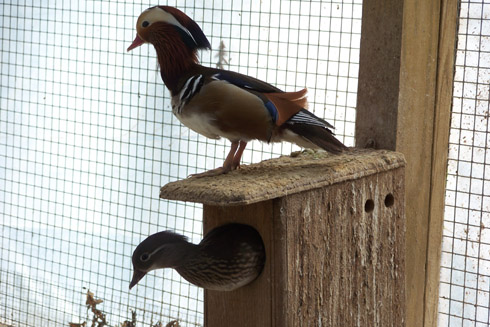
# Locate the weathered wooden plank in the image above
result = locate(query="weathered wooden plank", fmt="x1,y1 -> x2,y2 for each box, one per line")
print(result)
397,1 -> 441,325
281,168 -> 405,326
356,0 -> 403,150
160,149 -> 405,206
424,0 -> 459,325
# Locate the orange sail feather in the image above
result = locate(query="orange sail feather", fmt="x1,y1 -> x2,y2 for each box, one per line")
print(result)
264,88 -> 308,126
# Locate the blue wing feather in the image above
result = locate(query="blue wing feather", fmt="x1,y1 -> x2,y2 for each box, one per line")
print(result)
264,101 -> 279,124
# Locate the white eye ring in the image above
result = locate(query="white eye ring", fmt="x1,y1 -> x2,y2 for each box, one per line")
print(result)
140,253 -> 150,261
142,21 -> 150,28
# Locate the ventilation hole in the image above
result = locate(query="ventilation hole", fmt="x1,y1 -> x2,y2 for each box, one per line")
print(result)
385,193 -> 395,207
327,202 -> 332,211
364,199 -> 374,213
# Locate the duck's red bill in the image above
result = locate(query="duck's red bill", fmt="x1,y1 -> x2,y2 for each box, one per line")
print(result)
127,34 -> 144,51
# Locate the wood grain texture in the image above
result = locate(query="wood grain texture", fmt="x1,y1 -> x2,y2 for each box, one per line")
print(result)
280,168 -> 405,326
160,149 -> 405,206
424,0 -> 459,325
355,0 -> 457,325
397,1 -> 441,325
202,166 -> 405,326
355,0 -> 403,150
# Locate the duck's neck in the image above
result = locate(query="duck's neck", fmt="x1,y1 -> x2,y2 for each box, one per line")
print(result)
163,241 -> 199,269
149,27 -> 200,93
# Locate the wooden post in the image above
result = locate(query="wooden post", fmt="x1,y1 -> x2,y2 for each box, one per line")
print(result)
356,0 -> 458,326
161,150 -> 406,326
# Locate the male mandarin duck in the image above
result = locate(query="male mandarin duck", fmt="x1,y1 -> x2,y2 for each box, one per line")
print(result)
130,223 -> 265,291
128,6 -> 347,176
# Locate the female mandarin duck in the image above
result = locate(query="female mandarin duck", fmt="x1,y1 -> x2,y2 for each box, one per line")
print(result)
128,6 -> 347,176
130,223 -> 266,291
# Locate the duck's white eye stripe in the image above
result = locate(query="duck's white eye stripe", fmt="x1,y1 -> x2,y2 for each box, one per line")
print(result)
149,244 -> 167,258
144,7 -> 197,45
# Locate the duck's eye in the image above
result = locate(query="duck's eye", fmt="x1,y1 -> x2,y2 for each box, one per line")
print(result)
140,253 -> 149,261
142,21 -> 150,28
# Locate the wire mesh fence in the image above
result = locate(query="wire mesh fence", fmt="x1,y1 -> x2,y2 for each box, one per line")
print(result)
0,1 -> 360,326
438,0 -> 490,326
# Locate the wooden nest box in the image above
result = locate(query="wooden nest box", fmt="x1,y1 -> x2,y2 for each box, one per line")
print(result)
160,149 -> 406,327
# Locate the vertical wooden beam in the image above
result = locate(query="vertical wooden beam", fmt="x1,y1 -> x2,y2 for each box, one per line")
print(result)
356,1 -> 404,150
356,0 -> 458,326
397,1 -> 442,326
424,0 -> 459,325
